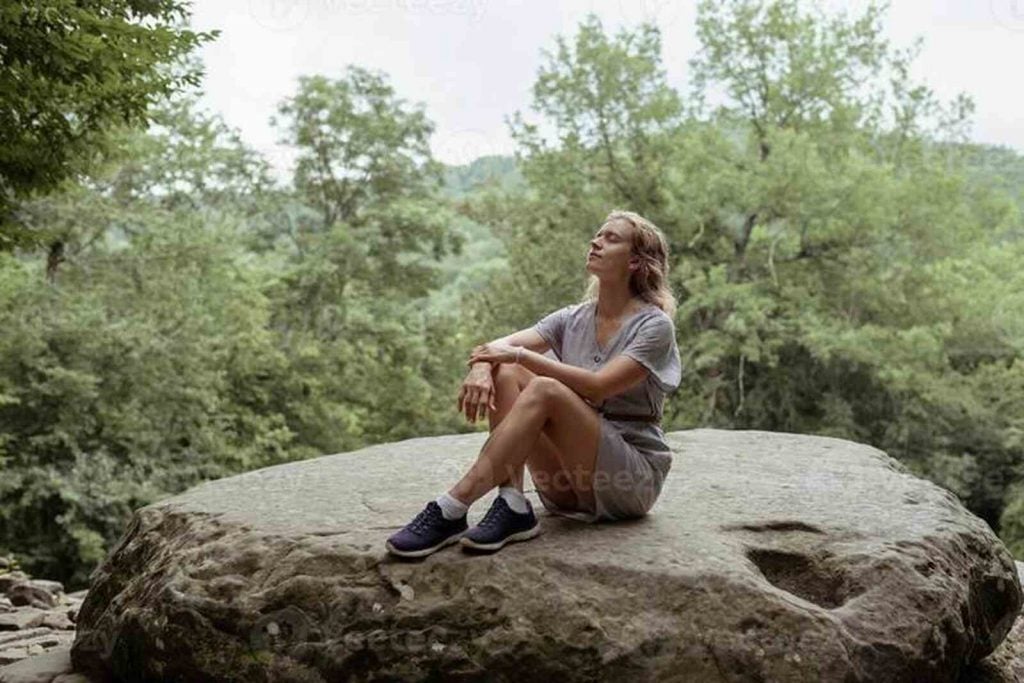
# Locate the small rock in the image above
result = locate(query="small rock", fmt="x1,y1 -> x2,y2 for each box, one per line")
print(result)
6,586 -> 55,611
39,613 -> 73,631
26,582 -> 62,597
0,648 -> 29,666
10,633 -> 68,651
65,591 -> 87,602
0,630 -> 51,649
0,610 -> 46,632
0,643 -> 73,682
0,576 -> 27,595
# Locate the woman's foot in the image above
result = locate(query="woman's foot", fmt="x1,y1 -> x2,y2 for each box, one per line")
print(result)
385,501 -> 468,558
460,495 -> 541,552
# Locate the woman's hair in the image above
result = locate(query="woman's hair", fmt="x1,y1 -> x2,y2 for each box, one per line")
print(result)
582,209 -> 677,318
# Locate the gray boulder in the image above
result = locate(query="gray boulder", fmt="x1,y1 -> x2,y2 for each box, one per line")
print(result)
959,561 -> 1024,682
71,429 -> 1021,682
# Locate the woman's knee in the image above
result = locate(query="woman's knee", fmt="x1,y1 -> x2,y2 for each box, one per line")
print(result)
521,375 -> 561,399
495,362 -> 536,391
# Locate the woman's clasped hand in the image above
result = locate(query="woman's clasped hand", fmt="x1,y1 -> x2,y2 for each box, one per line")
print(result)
466,341 -> 520,366
457,351 -> 497,423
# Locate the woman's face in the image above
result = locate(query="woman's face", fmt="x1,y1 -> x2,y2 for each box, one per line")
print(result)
586,218 -> 636,279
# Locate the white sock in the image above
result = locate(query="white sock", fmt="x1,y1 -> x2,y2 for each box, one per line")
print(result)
499,485 -> 529,514
435,491 -> 469,520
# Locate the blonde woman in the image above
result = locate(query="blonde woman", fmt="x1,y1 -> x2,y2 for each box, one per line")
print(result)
385,210 -> 682,558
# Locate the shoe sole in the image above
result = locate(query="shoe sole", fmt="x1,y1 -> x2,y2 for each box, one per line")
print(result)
459,524 -> 541,552
385,531 -> 465,558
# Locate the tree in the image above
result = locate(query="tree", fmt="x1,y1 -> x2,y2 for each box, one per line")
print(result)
255,67 -> 467,454
458,15 -> 685,344
462,3 -> 1024,537
0,0 -> 217,251
274,68 -> 442,230
269,67 -> 462,333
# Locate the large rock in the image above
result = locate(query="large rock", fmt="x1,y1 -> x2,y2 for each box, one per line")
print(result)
71,429 -> 1020,682
959,561 -> 1024,682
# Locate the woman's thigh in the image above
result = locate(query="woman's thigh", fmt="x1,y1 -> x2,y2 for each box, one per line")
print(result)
501,364 -> 602,513
592,423 -> 663,519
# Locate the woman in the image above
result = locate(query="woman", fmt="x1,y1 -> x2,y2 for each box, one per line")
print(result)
385,209 -> 682,558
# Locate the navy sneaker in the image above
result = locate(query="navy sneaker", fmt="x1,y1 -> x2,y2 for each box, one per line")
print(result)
385,501 -> 468,558
460,495 -> 541,552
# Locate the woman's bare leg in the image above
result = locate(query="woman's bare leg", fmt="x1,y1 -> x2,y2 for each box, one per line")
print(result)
487,364 -> 586,510
448,364 -> 602,512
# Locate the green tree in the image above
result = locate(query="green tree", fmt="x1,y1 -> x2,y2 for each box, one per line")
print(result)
0,1 -> 217,251
250,67 -> 468,453
676,0 -> 1018,531
459,15 -> 686,345
461,4 -> 1024,539
0,97 -> 301,586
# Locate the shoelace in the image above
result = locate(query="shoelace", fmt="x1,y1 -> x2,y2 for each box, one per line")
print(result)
409,504 -> 442,534
477,497 -> 510,529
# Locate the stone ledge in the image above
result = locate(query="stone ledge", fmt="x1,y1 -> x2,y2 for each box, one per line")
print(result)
64,429 -> 1021,682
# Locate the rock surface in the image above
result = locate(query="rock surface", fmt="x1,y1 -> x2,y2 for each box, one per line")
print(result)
0,560 -> 94,683
70,428 -> 1021,682
0,647 -> 73,683
959,561 -> 1024,683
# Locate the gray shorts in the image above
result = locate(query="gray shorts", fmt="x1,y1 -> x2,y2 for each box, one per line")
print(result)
533,418 -> 668,522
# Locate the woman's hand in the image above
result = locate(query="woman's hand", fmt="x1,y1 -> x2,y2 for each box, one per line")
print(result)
457,363 -> 497,423
466,341 -> 520,366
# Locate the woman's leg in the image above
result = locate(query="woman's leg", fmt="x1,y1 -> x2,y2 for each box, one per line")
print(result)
448,363 -> 602,512
486,363 -> 586,510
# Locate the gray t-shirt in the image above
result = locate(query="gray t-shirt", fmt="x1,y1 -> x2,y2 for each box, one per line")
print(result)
532,299 -> 682,473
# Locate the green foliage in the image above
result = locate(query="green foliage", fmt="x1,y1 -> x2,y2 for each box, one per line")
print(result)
464,5 -> 1024,549
0,213 -> 297,586
4,0 -> 1024,587
442,156 -> 525,200
0,1 -> 218,250
0,82 -> 471,587
259,68 -> 470,451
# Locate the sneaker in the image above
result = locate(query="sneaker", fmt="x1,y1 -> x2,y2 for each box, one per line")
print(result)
460,495 -> 541,552
385,501 -> 468,558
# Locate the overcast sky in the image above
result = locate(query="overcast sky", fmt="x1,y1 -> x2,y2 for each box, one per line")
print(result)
189,0 -> 1024,179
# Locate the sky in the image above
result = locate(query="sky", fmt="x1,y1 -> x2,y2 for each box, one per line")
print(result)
189,0 -> 1024,180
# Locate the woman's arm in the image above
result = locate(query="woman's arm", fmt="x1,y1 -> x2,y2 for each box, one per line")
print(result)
469,329 -> 551,369
512,350 -> 598,403
468,330 -> 650,406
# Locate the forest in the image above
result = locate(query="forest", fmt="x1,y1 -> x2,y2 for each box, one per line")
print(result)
2,0 -> 1023,590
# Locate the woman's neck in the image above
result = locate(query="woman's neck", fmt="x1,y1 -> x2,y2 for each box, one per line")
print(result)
595,283 -> 641,319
